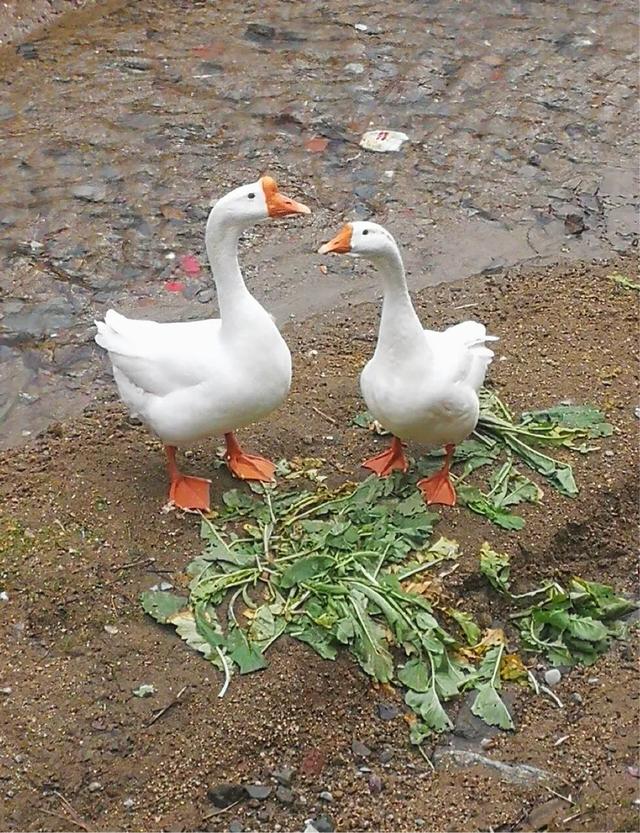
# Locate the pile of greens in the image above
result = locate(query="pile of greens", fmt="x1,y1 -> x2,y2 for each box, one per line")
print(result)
355,392 -> 614,529
142,467 -> 633,739
480,545 -> 635,667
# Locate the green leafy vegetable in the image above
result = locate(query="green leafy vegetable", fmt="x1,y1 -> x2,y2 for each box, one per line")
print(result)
470,644 -> 514,730
448,608 -> 481,645
280,555 -> 334,588
405,687 -> 452,732
609,272 -> 640,291
478,549 -> 635,667
479,543 -> 512,593
140,591 -> 188,623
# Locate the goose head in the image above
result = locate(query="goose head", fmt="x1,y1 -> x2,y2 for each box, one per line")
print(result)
210,176 -> 310,228
318,221 -> 397,259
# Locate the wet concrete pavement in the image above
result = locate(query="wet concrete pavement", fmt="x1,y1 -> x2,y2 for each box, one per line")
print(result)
0,0 -> 638,447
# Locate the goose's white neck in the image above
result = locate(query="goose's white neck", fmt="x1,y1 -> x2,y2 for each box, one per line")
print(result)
205,210 -> 256,323
371,244 -> 424,357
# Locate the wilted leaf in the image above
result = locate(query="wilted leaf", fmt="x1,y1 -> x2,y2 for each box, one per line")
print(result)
141,591 -> 188,624
398,658 -> 429,692
471,683 -> 514,730
226,627 -> 267,674
472,628 -> 507,656
289,619 -> 338,660
500,652 -> 528,682
409,721 -> 432,746
610,272 -> 640,291
133,684 -> 156,698
279,555 -> 334,588
248,605 -> 277,643
448,608 -> 481,646
405,688 -> 452,732
479,544 -> 512,593
567,615 -> 609,642
169,609 -> 215,660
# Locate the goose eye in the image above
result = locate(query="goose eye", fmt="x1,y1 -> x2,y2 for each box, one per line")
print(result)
248,192 -> 256,199
362,229 -> 369,235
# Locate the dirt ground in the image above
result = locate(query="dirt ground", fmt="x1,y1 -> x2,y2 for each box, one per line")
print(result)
1,255 -> 639,833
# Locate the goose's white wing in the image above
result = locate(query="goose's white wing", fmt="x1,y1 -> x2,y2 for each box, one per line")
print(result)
425,320 -> 498,390
95,309 -> 221,397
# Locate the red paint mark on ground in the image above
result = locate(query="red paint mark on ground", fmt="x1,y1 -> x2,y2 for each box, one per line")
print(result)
305,136 -> 329,153
180,254 -> 201,276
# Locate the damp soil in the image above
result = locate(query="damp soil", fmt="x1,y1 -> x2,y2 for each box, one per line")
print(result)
1,256 -> 639,833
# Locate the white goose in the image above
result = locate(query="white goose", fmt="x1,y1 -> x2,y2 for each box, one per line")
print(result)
319,221 -> 497,506
95,176 -> 310,512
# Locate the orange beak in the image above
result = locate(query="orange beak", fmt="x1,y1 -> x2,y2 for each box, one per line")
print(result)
260,175 -> 311,218
318,224 -> 352,255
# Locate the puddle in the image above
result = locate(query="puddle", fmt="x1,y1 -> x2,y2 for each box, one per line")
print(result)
0,0 -> 638,448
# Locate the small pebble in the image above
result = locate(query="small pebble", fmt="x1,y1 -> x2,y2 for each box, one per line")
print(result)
570,692 -> 584,705
228,821 -> 243,833
275,785 -> 294,805
379,749 -> 394,764
368,774 -> 383,795
310,815 -> 334,833
245,784 -> 272,800
604,450 -> 614,458
544,668 -> 562,687
272,767 -> 294,786
415,820 -> 425,827
88,781 -> 102,793
377,702 -> 400,721
123,798 -> 135,809
319,791 -> 333,802
588,677 -> 600,684
351,739 -> 371,758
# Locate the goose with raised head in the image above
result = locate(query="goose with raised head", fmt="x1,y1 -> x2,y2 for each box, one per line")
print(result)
95,176 -> 310,512
319,221 -> 497,506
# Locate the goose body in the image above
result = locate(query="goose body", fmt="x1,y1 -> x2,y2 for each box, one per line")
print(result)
97,303 -> 291,446
360,319 -> 495,448
95,176 -> 310,510
320,221 -> 497,505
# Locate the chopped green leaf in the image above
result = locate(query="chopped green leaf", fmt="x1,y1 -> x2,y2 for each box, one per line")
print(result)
471,683 -> 514,730
279,555 -> 334,588
479,544 -> 512,593
226,627 -> 268,674
140,590 -> 188,624
448,608 -> 481,645
405,688 -> 452,732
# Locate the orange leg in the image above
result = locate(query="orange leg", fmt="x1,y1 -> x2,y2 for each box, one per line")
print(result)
362,436 -> 409,477
417,443 -> 456,506
224,432 -> 275,482
165,446 -> 211,511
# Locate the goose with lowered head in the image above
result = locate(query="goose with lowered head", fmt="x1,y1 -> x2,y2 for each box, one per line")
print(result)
319,220 -> 497,506
95,176 -> 310,512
